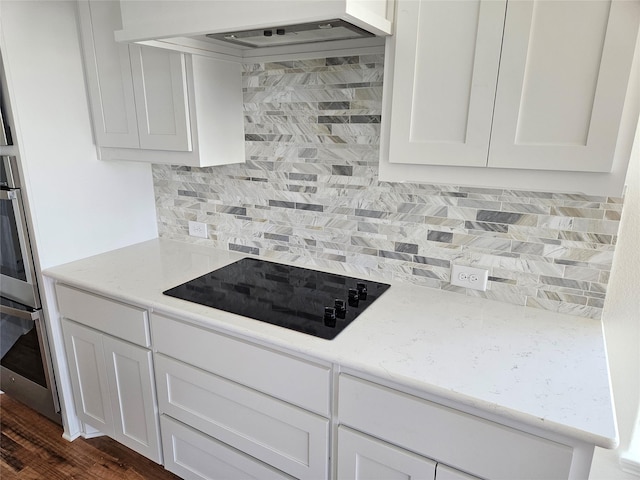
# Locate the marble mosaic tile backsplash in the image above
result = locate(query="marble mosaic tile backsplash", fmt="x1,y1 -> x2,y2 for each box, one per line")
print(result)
153,54 -> 623,320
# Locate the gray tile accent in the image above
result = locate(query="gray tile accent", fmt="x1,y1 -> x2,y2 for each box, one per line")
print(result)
152,54 -> 624,322
319,101 -> 350,110
326,56 -> 360,65
355,208 -> 387,219
476,210 -> 537,226
427,231 -> 454,243
395,242 -> 419,254
229,243 -> 260,255
288,173 -> 318,181
217,206 -> 247,216
295,202 -> 323,212
269,200 -> 295,209
318,115 -> 349,124
332,165 -> 353,176
351,115 -> 381,123
414,256 -> 451,268
264,233 -> 290,242
379,250 -> 413,261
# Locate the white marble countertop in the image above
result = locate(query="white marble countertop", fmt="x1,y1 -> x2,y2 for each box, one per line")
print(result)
43,238 -> 618,449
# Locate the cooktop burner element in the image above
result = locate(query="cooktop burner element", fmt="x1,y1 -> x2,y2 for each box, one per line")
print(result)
163,258 -> 391,340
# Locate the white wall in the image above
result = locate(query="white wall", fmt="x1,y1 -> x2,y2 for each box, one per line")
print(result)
0,0 -> 157,271
590,124 -> 640,479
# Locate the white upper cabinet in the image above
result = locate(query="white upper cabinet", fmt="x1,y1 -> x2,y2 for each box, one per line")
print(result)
381,0 -> 640,196
129,45 -> 191,152
77,0 -> 139,148
490,0 -> 640,172
388,0 -> 505,167
77,0 -> 245,167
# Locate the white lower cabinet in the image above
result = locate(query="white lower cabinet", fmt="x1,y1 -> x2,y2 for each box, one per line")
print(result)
56,284 -> 161,463
62,319 -> 162,462
150,313 -> 331,480
338,374 -> 574,480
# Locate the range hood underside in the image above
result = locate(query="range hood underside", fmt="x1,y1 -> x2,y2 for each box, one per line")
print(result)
206,19 -> 374,48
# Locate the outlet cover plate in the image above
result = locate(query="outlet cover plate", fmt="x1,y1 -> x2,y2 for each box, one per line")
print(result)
188,221 -> 208,239
450,264 -> 489,291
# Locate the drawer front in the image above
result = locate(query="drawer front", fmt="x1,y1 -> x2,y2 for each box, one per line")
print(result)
338,374 -> 573,480
156,354 -> 330,480
337,426 -> 437,480
56,284 -> 150,347
151,313 -> 331,415
161,416 -> 293,480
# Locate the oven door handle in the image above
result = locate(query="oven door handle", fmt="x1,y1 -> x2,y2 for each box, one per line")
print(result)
0,304 -> 38,321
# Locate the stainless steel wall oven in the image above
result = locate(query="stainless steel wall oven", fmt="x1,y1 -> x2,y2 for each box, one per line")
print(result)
1,155 -> 60,422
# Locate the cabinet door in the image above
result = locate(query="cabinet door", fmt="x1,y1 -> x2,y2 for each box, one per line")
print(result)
387,0 -> 506,167
489,0 -> 640,171
129,45 -> 192,152
436,465 -> 480,480
77,0 -> 140,148
61,319 -> 114,435
337,426 -> 436,480
103,335 -> 162,463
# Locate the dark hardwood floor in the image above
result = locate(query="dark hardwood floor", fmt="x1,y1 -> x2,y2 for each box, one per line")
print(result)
0,394 -> 180,479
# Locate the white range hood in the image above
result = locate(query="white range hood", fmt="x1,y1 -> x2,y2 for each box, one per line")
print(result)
115,0 -> 394,59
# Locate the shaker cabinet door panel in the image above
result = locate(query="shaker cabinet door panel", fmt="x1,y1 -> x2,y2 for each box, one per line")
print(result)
103,335 -> 162,463
337,426 -> 436,480
129,45 -> 192,152
387,0 -> 506,167
77,0 -> 140,148
61,314 -> 161,463
489,0 -> 640,171
61,319 -> 114,435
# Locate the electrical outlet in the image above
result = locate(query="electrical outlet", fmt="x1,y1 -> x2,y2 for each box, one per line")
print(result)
188,221 -> 208,239
450,264 -> 489,291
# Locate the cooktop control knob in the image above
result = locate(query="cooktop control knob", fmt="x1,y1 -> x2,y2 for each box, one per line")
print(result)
324,307 -> 337,327
356,282 -> 368,300
334,299 -> 347,318
348,288 -> 359,307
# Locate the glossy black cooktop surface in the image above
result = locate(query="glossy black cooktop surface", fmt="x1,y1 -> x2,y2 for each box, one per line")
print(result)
163,258 -> 391,340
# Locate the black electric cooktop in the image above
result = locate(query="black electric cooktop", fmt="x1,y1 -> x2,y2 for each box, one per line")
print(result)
163,258 -> 391,340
